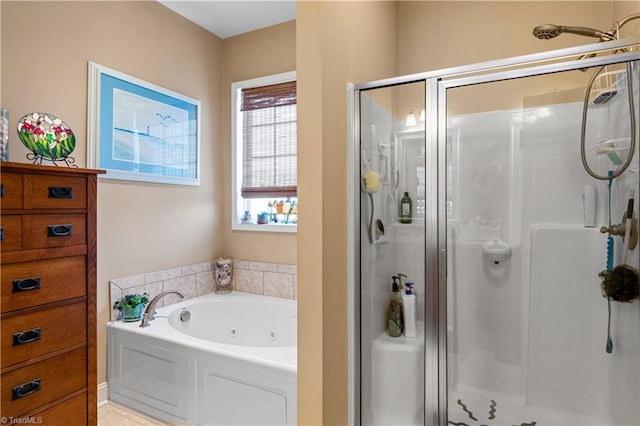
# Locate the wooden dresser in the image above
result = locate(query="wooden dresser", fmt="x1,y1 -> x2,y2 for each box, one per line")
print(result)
1,162 -> 104,425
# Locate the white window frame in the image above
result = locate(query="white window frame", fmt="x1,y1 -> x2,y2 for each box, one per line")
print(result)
231,71 -> 297,233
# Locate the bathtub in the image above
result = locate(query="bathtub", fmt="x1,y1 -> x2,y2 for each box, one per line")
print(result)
107,291 -> 297,425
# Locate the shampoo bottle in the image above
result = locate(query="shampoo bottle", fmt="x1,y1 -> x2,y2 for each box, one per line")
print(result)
387,276 -> 404,337
400,192 -> 412,223
403,283 -> 417,338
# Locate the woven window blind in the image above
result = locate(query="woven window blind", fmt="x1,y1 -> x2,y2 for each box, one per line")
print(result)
241,81 -> 297,198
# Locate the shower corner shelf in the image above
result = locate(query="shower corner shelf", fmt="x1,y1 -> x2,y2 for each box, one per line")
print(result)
592,137 -> 631,154
589,68 -> 628,106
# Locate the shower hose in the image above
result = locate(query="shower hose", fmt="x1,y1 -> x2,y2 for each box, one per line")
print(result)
606,171 -> 614,353
580,58 -> 637,353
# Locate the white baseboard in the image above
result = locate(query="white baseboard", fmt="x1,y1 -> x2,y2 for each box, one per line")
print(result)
98,382 -> 109,407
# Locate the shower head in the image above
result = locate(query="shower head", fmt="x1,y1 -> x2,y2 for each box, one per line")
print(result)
532,24 -> 562,39
532,24 -> 615,41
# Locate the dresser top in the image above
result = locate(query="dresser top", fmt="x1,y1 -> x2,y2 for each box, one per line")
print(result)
1,161 -> 106,176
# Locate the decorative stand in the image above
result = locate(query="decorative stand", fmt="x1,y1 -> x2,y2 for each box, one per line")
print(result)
26,152 -> 77,167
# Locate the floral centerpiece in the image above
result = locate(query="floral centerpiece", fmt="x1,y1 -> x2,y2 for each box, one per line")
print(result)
112,293 -> 149,321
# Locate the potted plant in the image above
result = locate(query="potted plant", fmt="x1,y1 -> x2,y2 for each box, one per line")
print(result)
113,293 -> 149,321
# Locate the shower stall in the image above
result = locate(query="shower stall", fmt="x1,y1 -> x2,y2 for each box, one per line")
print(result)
350,35 -> 640,425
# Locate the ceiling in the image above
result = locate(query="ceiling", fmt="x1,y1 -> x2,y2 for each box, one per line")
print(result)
158,0 -> 296,39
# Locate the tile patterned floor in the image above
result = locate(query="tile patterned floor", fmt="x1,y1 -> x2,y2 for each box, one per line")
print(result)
98,402 -> 173,426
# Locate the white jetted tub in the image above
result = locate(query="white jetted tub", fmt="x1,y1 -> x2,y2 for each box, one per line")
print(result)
107,291 -> 297,425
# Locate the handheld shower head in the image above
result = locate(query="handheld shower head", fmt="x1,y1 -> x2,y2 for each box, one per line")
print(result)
532,24 -> 615,40
532,24 -> 562,39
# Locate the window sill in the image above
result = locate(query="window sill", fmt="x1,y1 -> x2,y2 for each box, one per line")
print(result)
232,223 -> 297,233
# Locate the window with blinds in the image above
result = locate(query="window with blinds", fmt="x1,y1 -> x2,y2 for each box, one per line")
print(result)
231,72 -> 297,231
240,80 -> 297,198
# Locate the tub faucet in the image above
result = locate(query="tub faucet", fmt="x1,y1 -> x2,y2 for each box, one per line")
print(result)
139,290 -> 184,328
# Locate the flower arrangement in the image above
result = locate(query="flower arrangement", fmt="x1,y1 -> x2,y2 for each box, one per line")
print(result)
112,293 -> 149,321
112,293 -> 149,310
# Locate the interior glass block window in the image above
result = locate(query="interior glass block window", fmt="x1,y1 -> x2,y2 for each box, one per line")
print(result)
231,72 -> 297,232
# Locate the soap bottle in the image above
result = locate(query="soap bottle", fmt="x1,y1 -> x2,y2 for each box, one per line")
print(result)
388,276 -> 404,337
400,192 -> 412,224
402,282 -> 417,338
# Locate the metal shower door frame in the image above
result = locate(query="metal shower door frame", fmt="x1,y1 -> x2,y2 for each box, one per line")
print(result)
348,37 -> 640,426
434,45 -> 640,425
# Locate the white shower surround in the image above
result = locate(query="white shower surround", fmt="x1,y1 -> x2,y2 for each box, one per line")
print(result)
448,92 -> 639,424
359,63 -> 639,425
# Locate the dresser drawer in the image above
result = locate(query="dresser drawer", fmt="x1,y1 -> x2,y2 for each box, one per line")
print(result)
0,215 -> 23,252
29,175 -> 87,210
0,172 -> 23,209
33,392 -> 87,425
1,257 -> 86,313
0,347 -> 86,418
1,302 -> 87,369
23,214 -> 86,249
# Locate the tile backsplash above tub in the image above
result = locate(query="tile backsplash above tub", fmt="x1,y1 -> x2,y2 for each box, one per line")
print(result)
233,260 -> 297,299
109,259 -> 297,321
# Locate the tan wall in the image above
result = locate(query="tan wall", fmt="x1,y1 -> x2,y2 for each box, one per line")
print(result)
615,0 -> 640,37
1,0 -> 224,386
1,0 -> 297,400
4,0 -> 638,422
0,3 -> 2,103
398,1 -> 631,116
296,4 -> 325,422
297,1 -> 639,425
398,1 -> 625,75
222,21 -> 297,264
296,1 -> 399,424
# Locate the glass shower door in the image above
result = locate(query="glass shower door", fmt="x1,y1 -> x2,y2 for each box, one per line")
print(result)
358,81 -> 427,426
444,60 -> 640,425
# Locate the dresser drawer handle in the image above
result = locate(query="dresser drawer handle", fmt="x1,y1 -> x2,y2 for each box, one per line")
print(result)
0,227 -> 3,241
13,277 -> 41,292
12,379 -> 41,400
0,183 -> 4,198
13,328 -> 42,346
47,224 -> 73,237
48,186 -> 73,199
